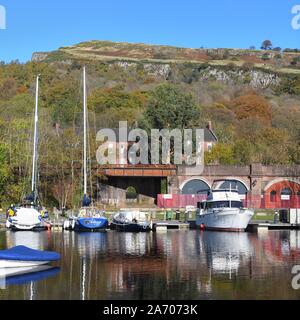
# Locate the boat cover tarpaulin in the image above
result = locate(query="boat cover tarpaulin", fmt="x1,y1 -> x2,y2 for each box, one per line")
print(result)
0,246 -> 60,262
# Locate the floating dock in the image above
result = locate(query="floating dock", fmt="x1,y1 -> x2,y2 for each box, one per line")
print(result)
153,221 -> 190,231
247,221 -> 300,231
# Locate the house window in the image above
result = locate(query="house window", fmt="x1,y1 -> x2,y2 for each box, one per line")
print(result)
270,190 -> 277,202
281,188 -> 292,200
207,143 -> 213,152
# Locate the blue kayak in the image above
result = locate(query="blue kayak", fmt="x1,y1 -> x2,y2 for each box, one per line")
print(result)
0,246 -> 60,262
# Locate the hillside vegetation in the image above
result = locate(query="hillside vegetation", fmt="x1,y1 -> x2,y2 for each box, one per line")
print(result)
0,40 -> 299,209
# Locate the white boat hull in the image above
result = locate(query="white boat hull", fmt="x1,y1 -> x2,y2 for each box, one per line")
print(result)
0,260 -> 50,268
6,207 -> 44,231
196,208 -> 254,231
7,223 -> 41,231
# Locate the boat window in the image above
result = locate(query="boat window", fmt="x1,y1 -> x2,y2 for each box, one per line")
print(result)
197,202 -> 205,209
206,201 -> 230,209
205,201 -> 243,209
231,201 -> 244,208
214,201 -> 230,208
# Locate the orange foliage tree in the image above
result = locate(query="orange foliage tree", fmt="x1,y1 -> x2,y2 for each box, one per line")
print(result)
227,94 -> 272,126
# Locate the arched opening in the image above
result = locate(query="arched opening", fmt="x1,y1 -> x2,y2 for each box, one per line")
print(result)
265,180 -> 300,209
270,190 -> 277,202
182,179 -> 210,195
126,186 -> 138,200
218,180 -> 248,199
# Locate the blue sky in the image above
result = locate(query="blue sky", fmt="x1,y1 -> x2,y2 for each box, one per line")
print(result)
0,0 -> 300,62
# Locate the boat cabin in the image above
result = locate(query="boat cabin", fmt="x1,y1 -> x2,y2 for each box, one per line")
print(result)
78,207 -> 104,218
197,189 -> 244,210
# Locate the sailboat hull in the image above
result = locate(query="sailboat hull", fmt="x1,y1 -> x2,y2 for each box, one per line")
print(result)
74,218 -> 108,232
6,208 -> 48,232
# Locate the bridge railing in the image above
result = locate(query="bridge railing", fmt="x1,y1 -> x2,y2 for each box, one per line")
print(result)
157,194 -> 300,209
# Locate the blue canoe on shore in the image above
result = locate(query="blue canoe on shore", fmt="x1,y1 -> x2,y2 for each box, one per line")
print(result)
0,246 -> 61,268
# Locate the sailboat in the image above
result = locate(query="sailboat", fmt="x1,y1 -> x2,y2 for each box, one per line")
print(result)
69,67 -> 108,232
6,75 -> 51,231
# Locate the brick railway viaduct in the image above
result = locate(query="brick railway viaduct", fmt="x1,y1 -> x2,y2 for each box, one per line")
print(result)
98,164 -> 300,208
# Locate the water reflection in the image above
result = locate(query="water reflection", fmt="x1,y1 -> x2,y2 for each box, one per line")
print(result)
2,266 -> 60,288
199,232 -> 253,276
76,232 -> 108,257
1,230 -> 300,300
5,231 -> 49,250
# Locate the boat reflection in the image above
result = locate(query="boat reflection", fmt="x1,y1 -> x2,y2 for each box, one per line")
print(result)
75,232 -> 108,258
5,230 -> 49,250
0,266 -> 60,290
199,231 -> 253,276
114,232 -> 149,256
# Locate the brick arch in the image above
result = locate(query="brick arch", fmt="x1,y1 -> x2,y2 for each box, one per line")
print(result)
214,177 -> 250,192
264,179 -> 300,209
264,178 -> 300,193
180,178 -> 211,194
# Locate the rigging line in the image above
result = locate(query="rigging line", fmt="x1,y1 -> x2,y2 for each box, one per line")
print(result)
84,69 -> 94,205
71,109 -> 77,210
87,109 -> 94,204
83,66 -> 88,196
93,111 -> 100,204
21,112 -> 34,200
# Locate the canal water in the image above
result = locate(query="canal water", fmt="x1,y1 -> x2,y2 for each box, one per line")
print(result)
0,229 -> 300,300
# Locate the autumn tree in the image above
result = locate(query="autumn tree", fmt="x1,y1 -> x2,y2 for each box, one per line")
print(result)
227,94 -> 272,126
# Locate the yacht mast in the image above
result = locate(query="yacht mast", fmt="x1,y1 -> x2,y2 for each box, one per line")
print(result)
31,75 -> 40,204
83,67 -> 87,196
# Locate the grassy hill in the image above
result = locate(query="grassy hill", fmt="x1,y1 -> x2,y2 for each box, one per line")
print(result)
32,40 -> 300,75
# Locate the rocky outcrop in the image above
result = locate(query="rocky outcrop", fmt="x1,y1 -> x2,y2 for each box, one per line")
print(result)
195,67 -> 280,88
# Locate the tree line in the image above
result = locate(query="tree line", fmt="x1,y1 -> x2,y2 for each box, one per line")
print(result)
0,59 -> 299,209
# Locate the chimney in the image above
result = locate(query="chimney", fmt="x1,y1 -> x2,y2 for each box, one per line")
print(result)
207,121 -> 212,131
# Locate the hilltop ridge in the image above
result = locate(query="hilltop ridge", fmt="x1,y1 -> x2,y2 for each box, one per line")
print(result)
32,40 -> 300,75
